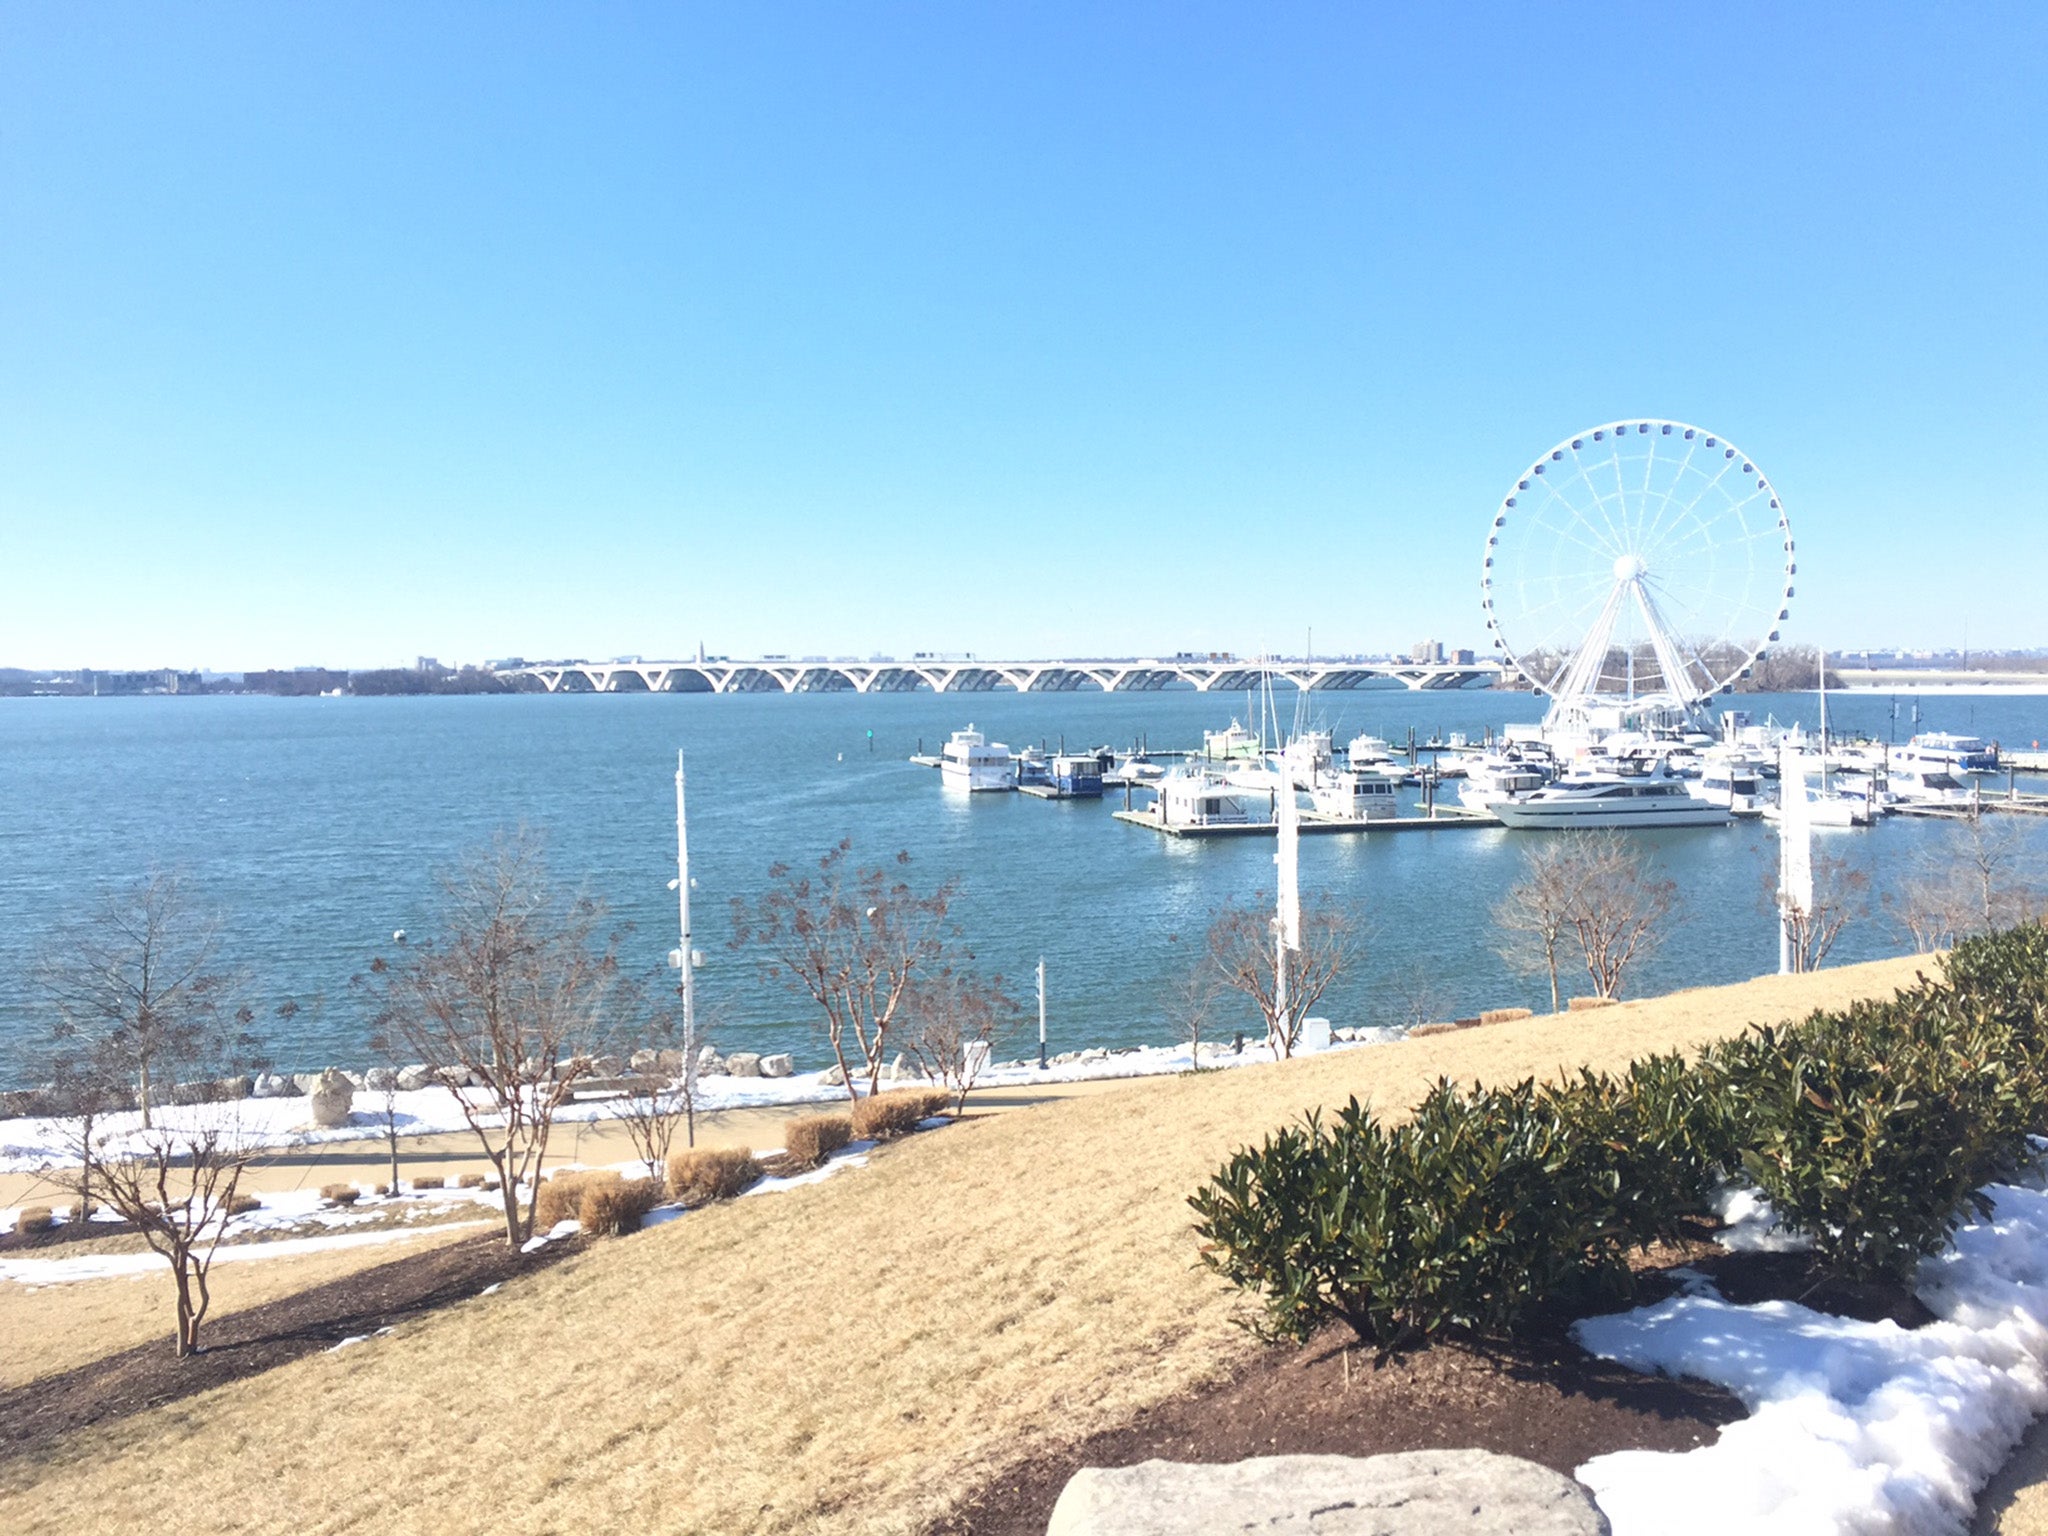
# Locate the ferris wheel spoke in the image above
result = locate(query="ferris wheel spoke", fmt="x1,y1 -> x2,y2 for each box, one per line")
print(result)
1566,444 -> 1634,553
1636,435 -> 1704,551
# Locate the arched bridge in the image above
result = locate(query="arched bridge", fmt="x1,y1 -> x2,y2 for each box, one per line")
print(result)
499,658 -> 1502,695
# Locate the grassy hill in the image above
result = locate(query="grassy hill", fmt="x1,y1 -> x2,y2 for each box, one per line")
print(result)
0,955 -> 1935,1535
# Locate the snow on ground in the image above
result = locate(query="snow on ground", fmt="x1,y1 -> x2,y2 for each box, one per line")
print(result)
0,1221 -> 496,1288
1577,1180 -> 2048,1535
0,1028 -> 1396,1177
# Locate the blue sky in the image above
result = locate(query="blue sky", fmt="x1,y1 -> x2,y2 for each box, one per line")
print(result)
2,3 -> 2043,668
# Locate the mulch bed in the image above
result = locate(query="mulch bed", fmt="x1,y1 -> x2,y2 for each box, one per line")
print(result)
931,1239 -> 1895,1536
0,1229 -> 580,1464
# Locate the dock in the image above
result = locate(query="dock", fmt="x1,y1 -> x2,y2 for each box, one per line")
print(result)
1112,807 -> 1500,838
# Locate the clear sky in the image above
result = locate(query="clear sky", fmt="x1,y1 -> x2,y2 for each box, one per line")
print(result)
2,3 -> 2043,669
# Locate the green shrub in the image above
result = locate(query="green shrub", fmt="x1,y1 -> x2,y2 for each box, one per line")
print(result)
1191,1082 -> 1664,1350
1724,990 -> 2036,1289
784,1113 -> 853,1169
579,1177 -> 663,1236
666,1147 -> 764,1204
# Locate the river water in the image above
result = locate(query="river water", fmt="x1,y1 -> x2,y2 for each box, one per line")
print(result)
3,687 -> 2044,1078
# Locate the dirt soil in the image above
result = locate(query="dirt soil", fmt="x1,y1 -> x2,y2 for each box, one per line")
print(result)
930,1236 -> 1913,1536
0,1229 -> 577,1465
931,1314 -> 1742,1536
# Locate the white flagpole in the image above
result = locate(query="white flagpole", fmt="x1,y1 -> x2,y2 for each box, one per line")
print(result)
674,750 -> 697,1074
1274,760 -> 1301,1053
1777,742 -> 1814,973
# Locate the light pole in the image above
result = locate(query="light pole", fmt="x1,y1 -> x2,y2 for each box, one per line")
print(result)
670,750 -> 699,1138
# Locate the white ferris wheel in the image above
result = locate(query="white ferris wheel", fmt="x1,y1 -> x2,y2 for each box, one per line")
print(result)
1481,419 -> 1795,732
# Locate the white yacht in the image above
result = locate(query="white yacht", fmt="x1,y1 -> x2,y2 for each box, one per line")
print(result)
1151,770 -> 1255,828
939,725 -> 1017,792
1883,760 -> 1975,807
1457,753 -> 1553,812
1309,768 -> 1402,821
1346,732 -> 1400,768
1278,730 -> 1335,788
1696,752 -> 1769,816
1904,732 -> 1998,773
1489,766 -> 1732,830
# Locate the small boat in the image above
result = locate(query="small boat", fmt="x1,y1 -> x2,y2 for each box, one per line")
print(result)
1696,752 -> 1770,817
939,725 -> 1016,792
1201,719 -> 1263,762
1049,753 -> 1105,798
1489,764 -> 1731,830
1346,732 -> 1400,767
1014,746 -> 1053,789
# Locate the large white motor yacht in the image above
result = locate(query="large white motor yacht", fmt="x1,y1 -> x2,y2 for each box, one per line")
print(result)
939,725 -> 1017,792
1457,753 -> 1553,812
1309,767 -> 1402,821
1488,766 -> 1731,830
1903,732 -> 1998,773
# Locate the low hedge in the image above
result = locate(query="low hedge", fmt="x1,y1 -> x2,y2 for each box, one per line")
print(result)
1195,920 -> 2048,1343
666,1147 -> 764,1205
784,1113 -> 854,1169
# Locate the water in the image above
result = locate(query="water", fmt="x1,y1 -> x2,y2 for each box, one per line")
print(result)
2,687 -> 2045,1079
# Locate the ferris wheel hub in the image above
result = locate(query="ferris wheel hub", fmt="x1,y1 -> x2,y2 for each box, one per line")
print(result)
1613,553 -> 1648,582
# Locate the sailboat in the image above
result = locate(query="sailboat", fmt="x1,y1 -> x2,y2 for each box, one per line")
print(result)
1763,650 -> 1872,827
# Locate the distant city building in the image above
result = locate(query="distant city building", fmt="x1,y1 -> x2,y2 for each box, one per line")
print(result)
1411,639 -> 1445,664
415,656 -> 443,672
1451,648 -> 1475,666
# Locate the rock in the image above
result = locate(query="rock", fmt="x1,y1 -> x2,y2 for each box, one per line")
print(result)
435,1065 -> 476,1089
628,1049 -> 660,1074
215,1075 -> 254,1100
1045,1451 -> 1609,1536
656,1049 -> 686,1075
696,1045 -> 723,1074
820,1063 -> 847,1087
591,1054 -> 624,1078
292,1073 -> 324,1096
396,1064 -> 435,1092
1297,1016 -> 1333,1053
340,1070 -> 366,1090
306,1068 -> 355,1129
252,1071 -> 298,1099
363,1066 -> 397,1093
724,1052 -> 763,1078
758,1053 -> 795,1078
169,1079 -> 218,1106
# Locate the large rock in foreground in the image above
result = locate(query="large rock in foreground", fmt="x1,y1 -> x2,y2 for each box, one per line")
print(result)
1046,1451 -> 1609,1535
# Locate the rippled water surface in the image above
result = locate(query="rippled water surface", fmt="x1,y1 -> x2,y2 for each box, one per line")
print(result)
3,688 -> 2045,1075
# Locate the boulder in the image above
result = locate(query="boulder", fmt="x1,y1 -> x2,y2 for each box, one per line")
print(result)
820,1063 -> 847,1087
758,1053 -> 795,1079
363,1066 -> 397,1094
628,1049 -> 660,1074
696,1045 -> 723,1074
340,1070 -> 366,1090
1046,1451 -> 1609,1536
591,1054 -> 624,1078
656,1049 -> 686,1076
252,1071 -> 298,1099
724,1052 -> 763,1078
305,1068 -> 355,1129
292,1073 -> 325,1096
396,1064 -> 435,1093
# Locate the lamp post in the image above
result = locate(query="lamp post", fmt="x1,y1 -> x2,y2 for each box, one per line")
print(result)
1036,957 -> 1047,1070
670,751 -> 698,1138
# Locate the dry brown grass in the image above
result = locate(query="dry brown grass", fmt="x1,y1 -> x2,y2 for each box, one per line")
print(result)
1479,1006 -> 1534,1025
0,956 -> 1936,1535
319,1183 -> 360,1207
665,1147 -> 763,1204
457,1173 -> 485,1189
0,1222 -> 481,1391
783,1112 -> 853,1169
15,1207 -> 55,1235
411,1176 -> 446,1191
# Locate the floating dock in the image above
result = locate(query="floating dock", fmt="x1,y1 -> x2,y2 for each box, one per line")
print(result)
1112,807 -> 1499,838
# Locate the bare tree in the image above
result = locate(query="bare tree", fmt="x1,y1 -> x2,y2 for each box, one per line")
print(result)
1761,850 -> 1869,974
901,965 -> 1017,1113
1166,959 -> 1222,1070
1559,831 -> 1679,999
1495,839 -> 1586,1012
1887,815 -> 2042,950
606,989 -> 703,1177
1204,895 -> 1355,1057
730,841 -> 961,1101
368,834 -> 621,1246
64,1114 -> 259,1357
39,870 -> 239,1129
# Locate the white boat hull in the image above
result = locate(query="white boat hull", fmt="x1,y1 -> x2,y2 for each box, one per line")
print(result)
1490,797 -> 1731,830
